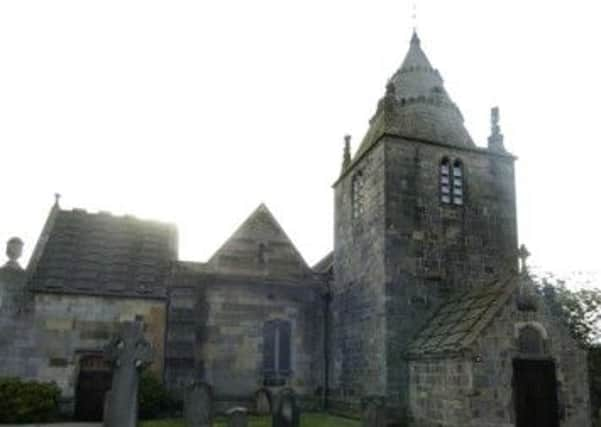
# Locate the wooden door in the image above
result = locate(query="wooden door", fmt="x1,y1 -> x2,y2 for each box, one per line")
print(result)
513,359 -> 559,427
74,355 -> 112,421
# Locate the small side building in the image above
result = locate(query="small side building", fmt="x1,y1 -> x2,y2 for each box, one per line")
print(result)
407,274 -> 591,427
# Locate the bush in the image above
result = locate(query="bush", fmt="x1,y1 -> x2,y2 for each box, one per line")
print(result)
0,377 -> 61,423
139,371 -> 179,419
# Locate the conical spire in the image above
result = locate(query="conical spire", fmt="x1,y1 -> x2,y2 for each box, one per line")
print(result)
352,32 -> 475,161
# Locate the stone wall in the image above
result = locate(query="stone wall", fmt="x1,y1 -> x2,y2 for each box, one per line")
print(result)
166,269 -> 325,410
409,359 -> 472,426
30,293 -> 166,406
0,265 -> 40,380
383,136 -> 518,411
331,142 -> 388,413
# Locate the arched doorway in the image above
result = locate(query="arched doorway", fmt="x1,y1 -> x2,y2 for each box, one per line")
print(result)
513,325 -> 559,427
74,354 -> 112,421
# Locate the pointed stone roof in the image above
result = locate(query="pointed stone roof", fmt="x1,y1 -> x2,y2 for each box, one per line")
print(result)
352,32 -> 475,163
208,204 -> 311,278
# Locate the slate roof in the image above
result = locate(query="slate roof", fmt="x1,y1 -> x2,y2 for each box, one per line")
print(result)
407,276 -> 518,358
29,206 -> 177,299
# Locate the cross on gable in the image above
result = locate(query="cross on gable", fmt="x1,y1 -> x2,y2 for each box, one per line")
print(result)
518,244 -> 531,273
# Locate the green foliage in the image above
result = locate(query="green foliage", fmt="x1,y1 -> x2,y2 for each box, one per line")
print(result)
535,272 -> 601,346
0,377 -> 61,423
534,272 -> 601,421
138,371 -> 179,420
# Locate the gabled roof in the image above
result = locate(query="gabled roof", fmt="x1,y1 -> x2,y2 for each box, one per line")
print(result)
208,204 -> 311,279
351,32 -> 475,165
28,206 -> 177,299
408,275 -> 518,358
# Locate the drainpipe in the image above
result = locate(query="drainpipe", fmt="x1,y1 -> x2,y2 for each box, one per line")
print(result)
322,281 -> 332,410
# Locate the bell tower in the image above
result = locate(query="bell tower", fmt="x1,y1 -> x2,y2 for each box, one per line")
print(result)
329,32 -> 518,417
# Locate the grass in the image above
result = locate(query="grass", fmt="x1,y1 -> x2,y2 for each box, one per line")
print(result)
140,413 -> 360,427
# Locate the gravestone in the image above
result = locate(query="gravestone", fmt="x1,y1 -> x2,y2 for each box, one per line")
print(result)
184,381 -> 212,427
272,388 -> 299,427
103,321 -> 154,427
226,407 -> 248,427
254,388 -> 271,415
361,399 -> 386,427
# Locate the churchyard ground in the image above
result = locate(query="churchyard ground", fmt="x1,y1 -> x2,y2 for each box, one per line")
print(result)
141,413 -> 360,427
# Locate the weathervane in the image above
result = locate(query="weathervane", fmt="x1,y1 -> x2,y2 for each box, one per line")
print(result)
411,0 -> 418,32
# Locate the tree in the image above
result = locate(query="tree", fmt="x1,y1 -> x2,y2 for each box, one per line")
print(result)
533,271 -> 601,421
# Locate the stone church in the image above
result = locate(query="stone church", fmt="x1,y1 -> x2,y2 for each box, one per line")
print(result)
0,32 -> 592,426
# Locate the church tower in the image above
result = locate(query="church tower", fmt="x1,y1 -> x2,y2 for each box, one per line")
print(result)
330,32 -> 518,417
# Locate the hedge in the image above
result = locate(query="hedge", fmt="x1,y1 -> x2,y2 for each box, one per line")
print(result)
0,377 -> 61,423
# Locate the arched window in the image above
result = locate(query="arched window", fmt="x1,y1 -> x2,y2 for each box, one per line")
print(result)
440,158 -> 451,204
263,319 -> 291,386
352,171 -> 365,219
452,159 -> 464,206
440,158 -> 464,206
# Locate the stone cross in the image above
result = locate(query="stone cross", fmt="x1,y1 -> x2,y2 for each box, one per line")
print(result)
272,388 -> 299,427
518,244 -> 531,273
103,321 -> 154,427
184,381 -> 212,427
226,407 -> 248,427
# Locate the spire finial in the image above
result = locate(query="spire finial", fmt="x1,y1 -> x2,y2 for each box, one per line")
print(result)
54,193 -> 61,207
487,106 -> 505,151
342,135 -> 352,173
5,237 -> 24,270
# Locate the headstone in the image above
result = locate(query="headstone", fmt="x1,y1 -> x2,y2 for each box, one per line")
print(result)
361,400 -> 386,427
272,388 -> 299,427
103,321 -> 154,427
255,388 -> 271,415
226,407 -> 248,427
184,381 -> 212,427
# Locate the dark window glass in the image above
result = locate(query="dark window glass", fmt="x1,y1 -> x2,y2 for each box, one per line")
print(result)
263,319 -> 292,378
263,321 -> 276,374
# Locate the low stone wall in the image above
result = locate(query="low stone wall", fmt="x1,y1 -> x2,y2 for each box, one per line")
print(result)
409,359 -> 472,427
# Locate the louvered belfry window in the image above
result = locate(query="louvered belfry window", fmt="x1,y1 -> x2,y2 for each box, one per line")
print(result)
452,159 -> 464,205
440,157 -> 464,206
263,319 -> 291,378
440,158 -> 451,204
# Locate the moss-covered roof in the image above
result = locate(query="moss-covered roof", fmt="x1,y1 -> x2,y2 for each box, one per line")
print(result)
408,276 -> 518,358
29,207 -> 177,299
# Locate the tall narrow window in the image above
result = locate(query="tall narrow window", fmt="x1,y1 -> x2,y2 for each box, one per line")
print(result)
452,159 -> 464,206
352,171 -> 365,219
440,158 -> 451,204
263,319 -> 291,385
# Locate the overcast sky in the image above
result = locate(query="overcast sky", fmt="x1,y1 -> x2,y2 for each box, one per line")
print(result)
1,1 -> 599,278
